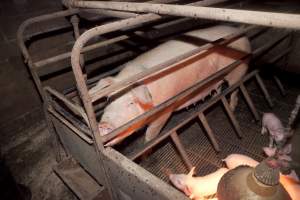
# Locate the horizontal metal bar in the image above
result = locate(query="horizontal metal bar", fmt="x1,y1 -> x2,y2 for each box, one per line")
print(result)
82,8 -> 139,18
34,35 -> 129,68
126,36 -> 292,159
103,54 -> 249,143
48,107 -> 93,144
253,32 -> 291,60
128,68 -> 259,160
17,9 -> 79,63
44,86 -> 89,125
51,101 -> 91,136
89,26 -> 255,102
64,1 -> 300,29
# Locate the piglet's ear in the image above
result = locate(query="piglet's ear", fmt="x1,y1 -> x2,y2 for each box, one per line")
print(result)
89,77 -> 115,94
183,185 -> 193,197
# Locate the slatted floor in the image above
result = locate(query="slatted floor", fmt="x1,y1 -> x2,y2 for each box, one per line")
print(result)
113,73 -> 299,199
126,75 -> 299,198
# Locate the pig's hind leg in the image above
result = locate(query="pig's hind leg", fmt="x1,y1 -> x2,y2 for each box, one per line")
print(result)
145,112 -> 171,142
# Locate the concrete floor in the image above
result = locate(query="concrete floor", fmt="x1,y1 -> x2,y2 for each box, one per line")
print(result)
1,121 -> 75,200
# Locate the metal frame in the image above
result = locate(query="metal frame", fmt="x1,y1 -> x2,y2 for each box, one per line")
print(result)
17,1 -> 299,199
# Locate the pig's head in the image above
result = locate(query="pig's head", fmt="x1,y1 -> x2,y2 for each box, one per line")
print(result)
169,167 -> 195,197
93,77 -> 153,138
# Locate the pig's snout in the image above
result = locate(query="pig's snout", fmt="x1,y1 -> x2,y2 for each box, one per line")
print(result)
98,122 -> 115,136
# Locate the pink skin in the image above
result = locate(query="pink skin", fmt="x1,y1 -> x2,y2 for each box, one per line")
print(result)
261,113 -> 288,147
223,153 -> 299,183
169,167 -> 228,199
91,25 -> 251,146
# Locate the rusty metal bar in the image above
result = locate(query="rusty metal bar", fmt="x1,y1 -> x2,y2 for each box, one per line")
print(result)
220,96 -> 243,138
48,107 -> 93,144
255,73 -> 274,108
170,131 -> 193,170
51,101 -> 91,136
239,83 -> 260,121
128,68 -> 269,160
129,57 -> 289,160
35,35 -> 129,68
103,55 -> 249,143
71,15 -> 85,67
198,112 -> 220,152
44,86 -> 89,125
88,26 -> 254,102
63,0 -> 300,29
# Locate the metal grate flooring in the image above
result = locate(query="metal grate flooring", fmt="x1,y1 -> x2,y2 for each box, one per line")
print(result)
126,76 -> 300,198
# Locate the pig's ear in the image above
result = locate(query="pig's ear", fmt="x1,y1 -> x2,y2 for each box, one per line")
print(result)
131,85 -> 153,109
187,167 -> 196,177
183,185 -> 193,197
90,77 -> 115,93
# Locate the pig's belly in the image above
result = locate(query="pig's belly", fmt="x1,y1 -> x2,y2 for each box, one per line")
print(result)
146,52 -> 228,110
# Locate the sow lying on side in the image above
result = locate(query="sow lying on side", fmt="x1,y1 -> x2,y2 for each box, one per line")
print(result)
90,25 -> 251,146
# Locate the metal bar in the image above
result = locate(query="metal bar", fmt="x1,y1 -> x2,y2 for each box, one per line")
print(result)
170,131 -> 193,170
63,0 -> 300,29
82,8 -> 139,18
34,0 -> 228,69
103,55 -> 249,143
43,98 -> 64,162
44,87 -> 89,125
255,73 -> 274,108
239,83 -> 260,121
17,9 -> 79,63
129,61 -> 285,160
129,68 -> 264,160
220,96 -> 243,138
88,26 -> 254,102
198,112 -> 220,152
71,15 -> 85,67
253,32 -> 291,60
51,101 -> 91,136
273,76 -> 286,96
48,107 -> 93,144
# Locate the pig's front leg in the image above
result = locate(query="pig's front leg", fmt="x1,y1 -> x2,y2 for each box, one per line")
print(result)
145,112 -> 171,142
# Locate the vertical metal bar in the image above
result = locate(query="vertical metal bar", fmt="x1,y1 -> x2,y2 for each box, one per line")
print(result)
28,61 -> 46,100
239,83 -> 260,121
198,112 -> 220,152
221,96 -> 243,138
170,131 -> 193,170
71,15 -> 85,68
44,91 -> 65,162
255,73 -> 274,108
273,75 -> 286,96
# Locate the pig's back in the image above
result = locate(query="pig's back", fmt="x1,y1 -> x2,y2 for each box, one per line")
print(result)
117,25 -> 250,80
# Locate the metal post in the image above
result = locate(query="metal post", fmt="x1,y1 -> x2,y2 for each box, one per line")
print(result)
239,83 -> 260,121
255,73 -> 274,108
220,96 -> 243,138
198,112 -> 220,152
170,131 -> 193,170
